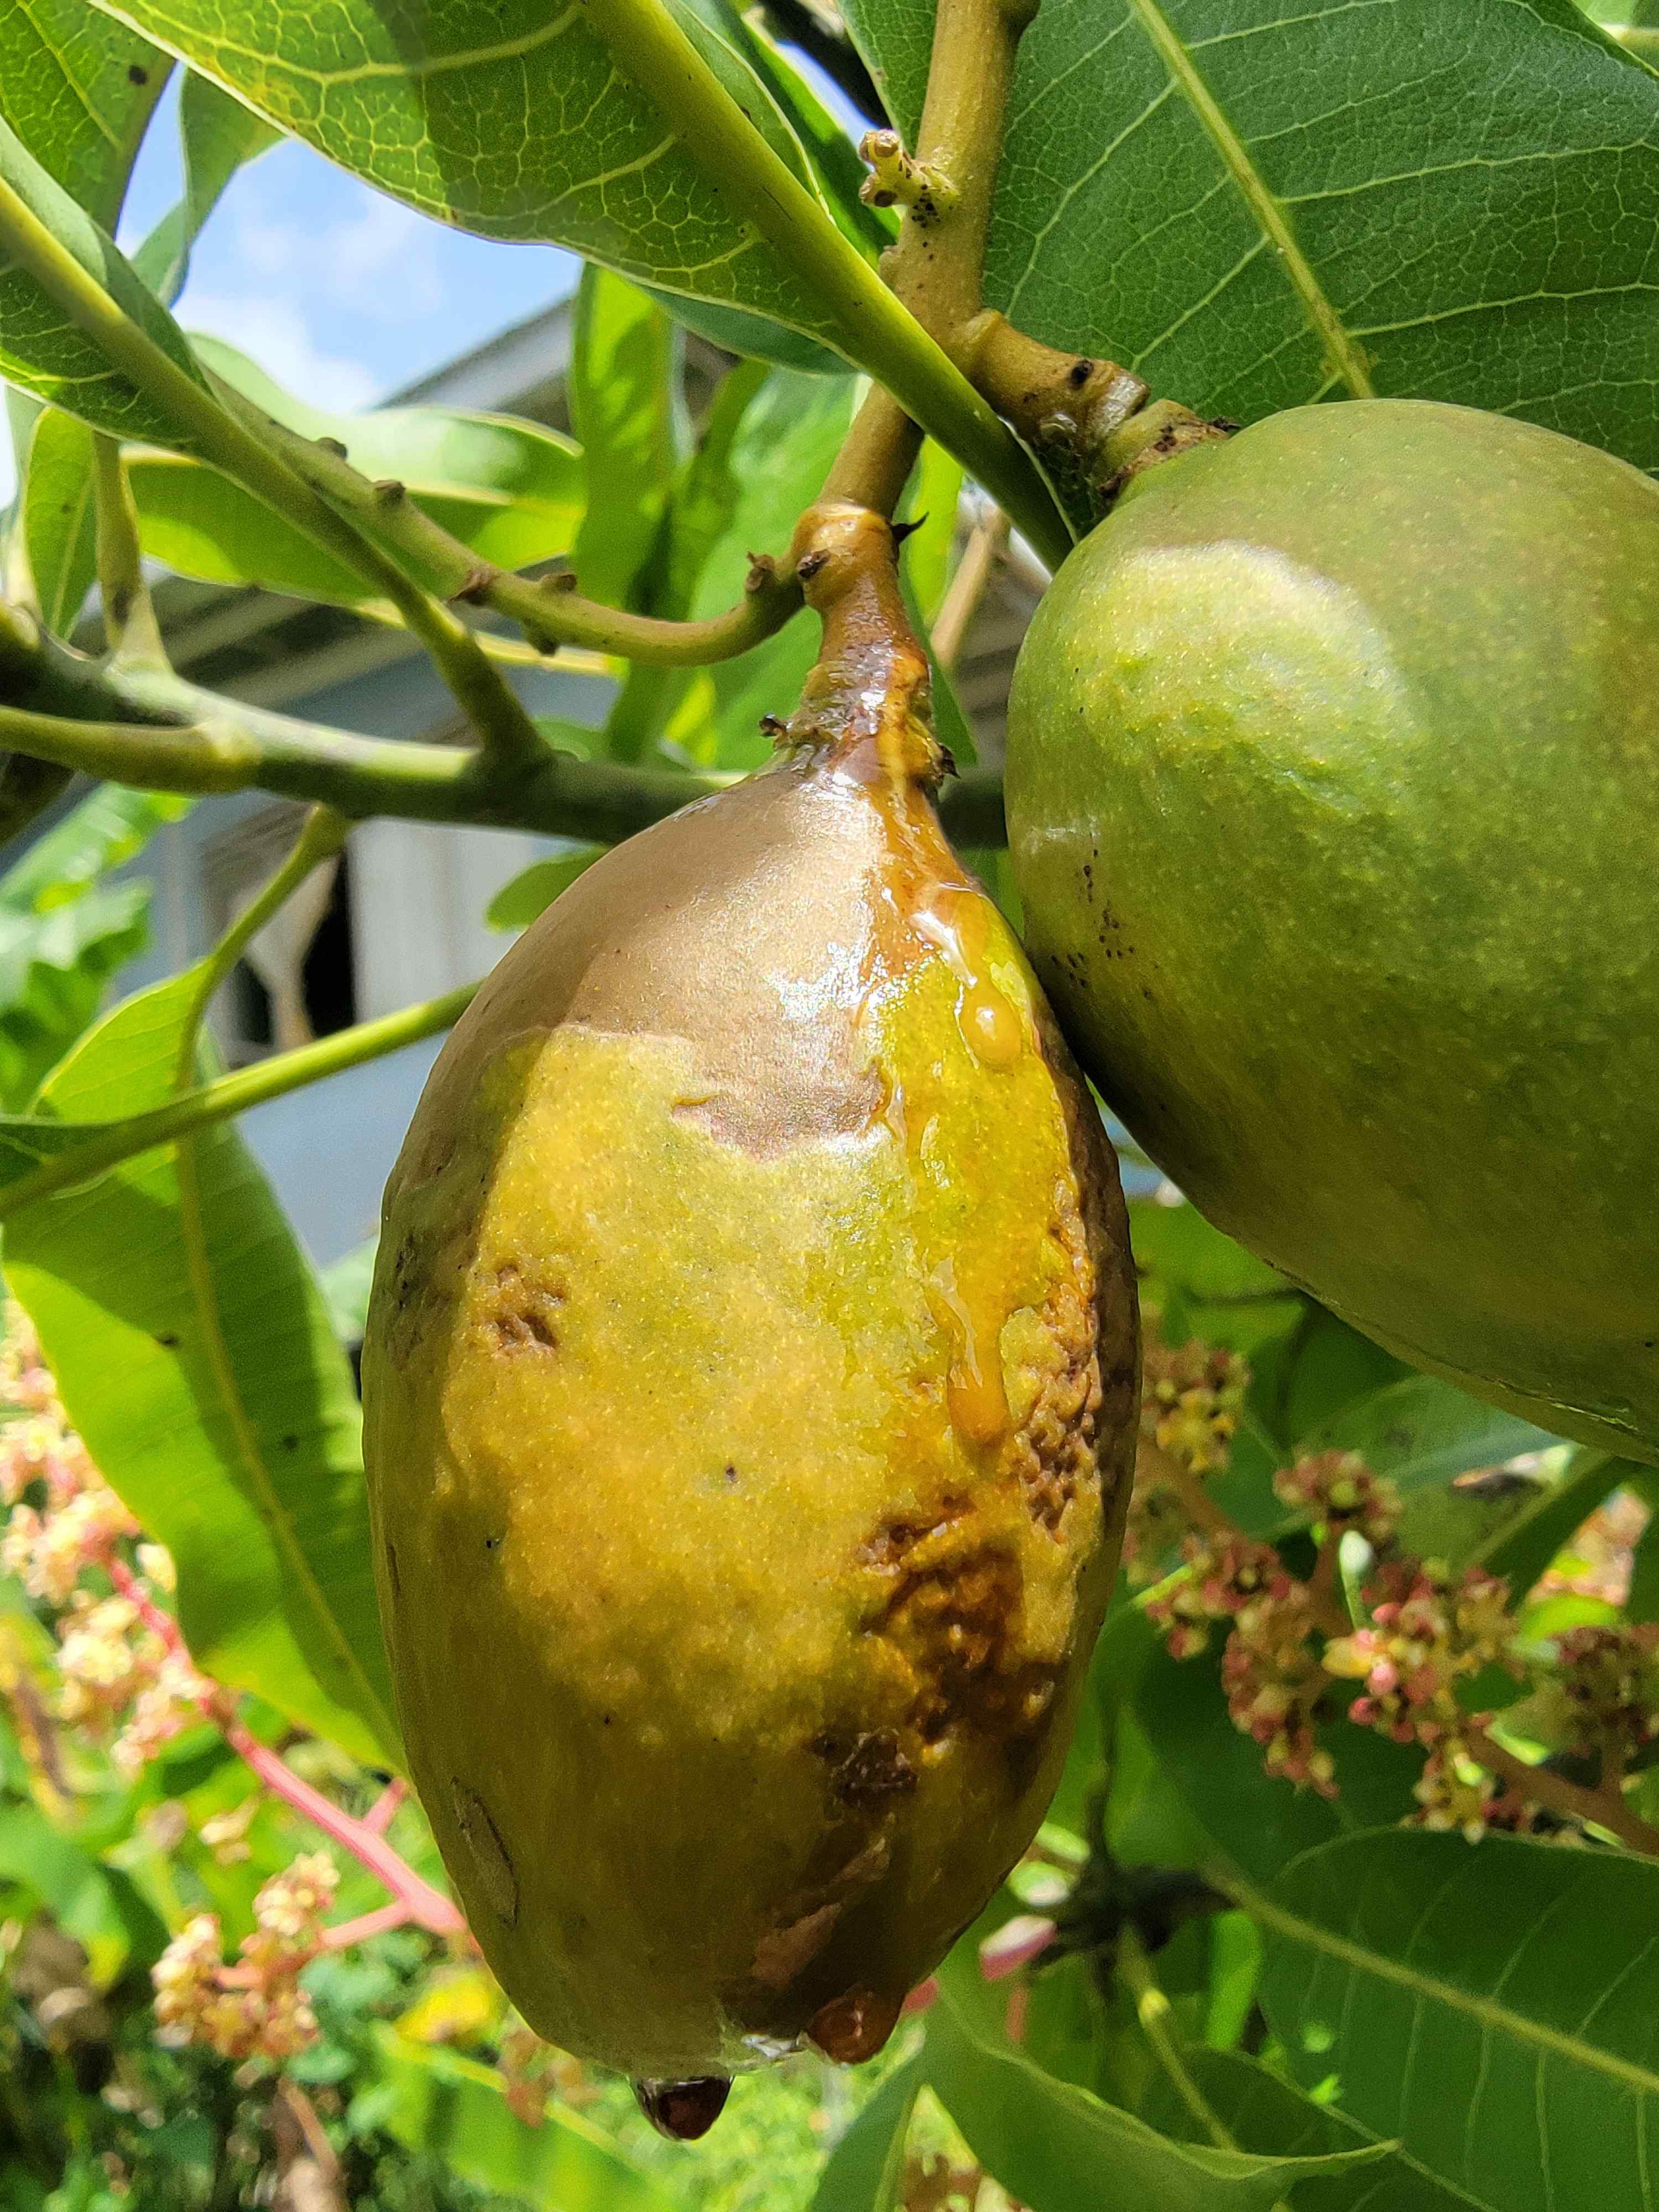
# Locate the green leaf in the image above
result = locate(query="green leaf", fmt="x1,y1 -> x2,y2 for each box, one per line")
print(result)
1246,1827 -> 1659,2211
132,71 -> 280,305
21,407 -> 97,639
486,848 -> 603,931
569,266 -> 678,611
1300,1375 -> 1559,1495
320,1235 -> 378,1346
812,2057 -> 923,2212
0,110 -> 213,446
4,968 -> 400,1766
82,0 -> 859,351
1000,0 -> 1659,468
1474,1448 -> 1628,1595
848,0 -> 1659,471
645,287 -> 854,373
688,368 -> 858,768
0,1799 -> 149,1989
127,333 -> 585,602
0,0 -> 169,228
0,783 -> 191,1110
1129,1613 -> 1420,1884
922,1967 -> 1387,2210
364,2027 -> 680,2211
1142,2047 -> 1477,2210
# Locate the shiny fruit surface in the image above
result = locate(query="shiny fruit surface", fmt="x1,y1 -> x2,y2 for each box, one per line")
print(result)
363,508 -> 1139,2080
1008,399 -> 1659,1462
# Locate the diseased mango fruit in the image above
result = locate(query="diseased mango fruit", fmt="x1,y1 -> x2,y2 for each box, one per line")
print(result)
362,507 -> 1139,2110
1007,399 -> 1659,1463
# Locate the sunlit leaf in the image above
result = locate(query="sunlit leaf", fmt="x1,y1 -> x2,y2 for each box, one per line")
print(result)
1301,1375 -> 1558,1498
569,267 -> 678,611
21,407 -> 97,639
811,2056 -> 922,2212
486,847 -> 603,931
0,0 -> 168,228
132,71 -> 280,304
364,2027 -> 680,2210
82,0 -> 865,351
5,968 -> 400,1765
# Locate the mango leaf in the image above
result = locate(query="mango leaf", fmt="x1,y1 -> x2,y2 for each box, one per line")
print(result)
1300,1374 -> 1558,1498
847,0 -> 1659,473
1141,2047 -> 1478,2210
486,847 -> 603,931
4,969 -> 400,1766
646,288 -> 854,372
82,0 -> 862,353
0,1798 -> 160,1988
0,782 -> 191,1110
132,71 -> 281,304
22,407 -> 98,639
569,266 -> 678,612
320,1235 -> 378,1346
362,2027 -> 680,2211
0,0 -> 168,227
811,2057 -> 924,2212
1473,1448 -> 1629,1596
1128,1611 -> 1420,1884
0,111 -> 213,446
922,1966 -> 1387,2210
127,332 -> 586,601
1247,1828 -> 1659,2211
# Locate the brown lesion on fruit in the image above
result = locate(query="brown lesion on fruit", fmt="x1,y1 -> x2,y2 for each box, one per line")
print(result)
811,1726 -> 919,1809
869,1533 -> 1055,1750
1009,1186 -> 1108,1536
485,1261 -> 566,1353
740,1831 -> 892,1999
855,1495 -> 969,1568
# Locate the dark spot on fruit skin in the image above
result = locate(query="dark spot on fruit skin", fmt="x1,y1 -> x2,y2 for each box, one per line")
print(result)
281,1434 -> 298,1451
127,62 -> 149,83
634,2077 -> 731,2139
811,1726 -> 917,1807
724,1463 -> 739,1486
155,1332 -> 179,1349
484,1533 -> 503,1552
385,1545 -> 400,1600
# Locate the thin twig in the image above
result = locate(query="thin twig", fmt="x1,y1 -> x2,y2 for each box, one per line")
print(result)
91,436 -> 166,669
1466,1728 -> 1659,1859
1115,1925 -> 1237,2152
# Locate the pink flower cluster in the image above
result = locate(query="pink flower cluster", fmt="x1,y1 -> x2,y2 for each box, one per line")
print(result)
1140,1340 -> 1250,1475
153,1852 -> 340,2064
1556,1623 -> 1659,1771
1324,1561 -> 1516,1747
1273,1450 -> 1400,1548
0,1306 -> 202,1773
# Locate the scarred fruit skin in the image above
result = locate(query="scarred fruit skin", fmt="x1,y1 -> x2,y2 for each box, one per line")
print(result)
1007,398 -> 1659,1462
362,511 -> 1138,2080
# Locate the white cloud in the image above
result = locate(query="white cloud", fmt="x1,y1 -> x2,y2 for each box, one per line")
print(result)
321,196 -> 446,318
179,290 -> 380,413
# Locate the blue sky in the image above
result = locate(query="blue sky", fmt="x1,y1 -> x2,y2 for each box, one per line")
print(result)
1,74 -> 581,500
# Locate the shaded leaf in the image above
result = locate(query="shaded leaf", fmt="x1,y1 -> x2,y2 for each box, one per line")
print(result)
364,2027 -> 680,2211
84,0 -> 863,351
320,1235 -> 378,1347
811,2056 -> 922,2212
0,1798 -> 158,1988
486,848 -> 603,931
132,71 -> 280,304
5,968 -> 400,1765
1302,1375 -> 1558,1496
1142,2047 -> 1475,2210
21,406 -> 97,638
922,1965 -> 1386,2209
1474,1448 -> 1628,1595
1248,1827 -> 1659,2211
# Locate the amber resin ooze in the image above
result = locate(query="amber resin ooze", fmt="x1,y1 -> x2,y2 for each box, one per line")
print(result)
361,504 -> 1139,2114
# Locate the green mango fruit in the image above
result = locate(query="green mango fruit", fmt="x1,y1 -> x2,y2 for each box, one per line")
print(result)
363,509 -> 1138,2097
1007,398 -> 1659,1464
